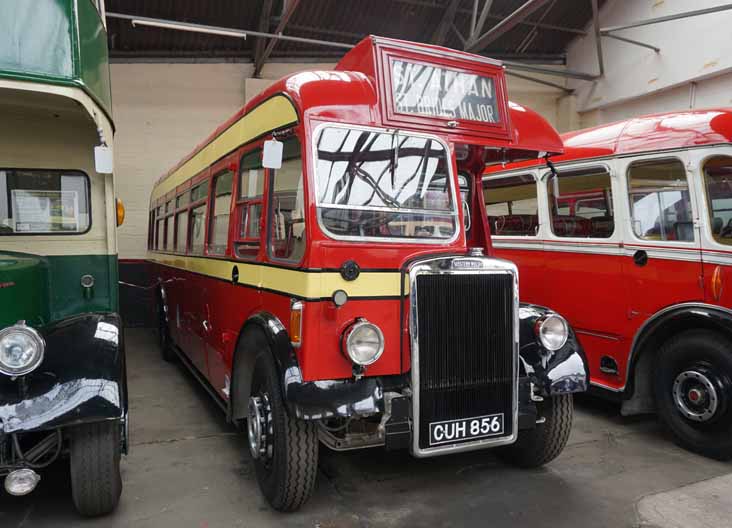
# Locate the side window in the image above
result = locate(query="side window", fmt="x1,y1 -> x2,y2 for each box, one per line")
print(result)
175,191 -> 190,252
155,206 -> 163,249
268,139 -> 306,263
628,159 -> 693,242
548,167 -> 614,238
484,174 -> 538,236
703,155 -> 732,245
235,149 -> 265,259
208,170 -> 233,254
189,182 -> 208,255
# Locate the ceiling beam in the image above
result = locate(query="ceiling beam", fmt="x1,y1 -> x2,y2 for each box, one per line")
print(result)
590,0 -> 604,76
601,3 -> 732,33
431,0 -> 461,45
393,0 -> 586,35
472,0 -> 494,40
254,0 -> 302,77
466,0 -> 554,52
253,0 -> 274,78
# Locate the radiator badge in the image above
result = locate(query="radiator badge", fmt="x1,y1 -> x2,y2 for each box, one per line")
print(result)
452,259 -> 484,270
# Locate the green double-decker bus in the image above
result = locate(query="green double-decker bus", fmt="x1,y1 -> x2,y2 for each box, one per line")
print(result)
0,0 -> 127,517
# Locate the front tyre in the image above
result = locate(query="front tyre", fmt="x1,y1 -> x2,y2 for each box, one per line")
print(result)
157,296 -> 175,363
655,330 -> 732,460
69,421 -> 123,517
498,394 -> 573,468
248,344 -> 318,511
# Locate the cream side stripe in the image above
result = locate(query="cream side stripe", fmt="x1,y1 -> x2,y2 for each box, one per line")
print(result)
151,96 -> 298,202
148,252 -> 406,298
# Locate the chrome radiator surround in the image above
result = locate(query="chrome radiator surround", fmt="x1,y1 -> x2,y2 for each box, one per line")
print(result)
408,254 -> 520,458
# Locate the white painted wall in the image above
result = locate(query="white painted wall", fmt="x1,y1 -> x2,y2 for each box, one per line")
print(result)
566,0 -> 732,127
111,61 -> 565,259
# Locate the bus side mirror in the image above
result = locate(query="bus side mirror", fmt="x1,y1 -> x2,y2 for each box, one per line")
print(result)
262,139 -> 283,169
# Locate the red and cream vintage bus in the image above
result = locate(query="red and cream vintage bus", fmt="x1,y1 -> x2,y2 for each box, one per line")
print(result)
485,109 -> 732,460
147,36 -> 588,511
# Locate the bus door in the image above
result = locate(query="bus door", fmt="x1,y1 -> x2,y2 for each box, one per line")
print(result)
687,148 -> 732,307
620,154 -> 705,347
541,163 -> 625,388
204,152 -> 244,399
184,173 -> 212,375
484,171 -> 544,303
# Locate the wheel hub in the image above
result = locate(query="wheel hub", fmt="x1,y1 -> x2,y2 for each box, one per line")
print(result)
247,394 -> 273,460
673,370 -> 719,423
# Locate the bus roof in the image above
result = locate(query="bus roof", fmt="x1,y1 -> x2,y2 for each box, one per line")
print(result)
151,35 -> 563,203
485,108 -> 732,176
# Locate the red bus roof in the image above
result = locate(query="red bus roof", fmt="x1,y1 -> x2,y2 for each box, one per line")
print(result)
485,108 -> 732,175
154,36 -> 563,194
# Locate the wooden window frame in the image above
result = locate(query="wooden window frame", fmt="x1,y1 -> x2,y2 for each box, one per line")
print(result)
234,145 -> 266,260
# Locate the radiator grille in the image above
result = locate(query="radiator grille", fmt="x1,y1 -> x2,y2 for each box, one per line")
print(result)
415,272 -> 515,450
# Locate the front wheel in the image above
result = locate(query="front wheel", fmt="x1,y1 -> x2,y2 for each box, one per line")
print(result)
69,421 -> 123,517
498,394 -> 573,468
655,330 -> 732,460
247,336 -> 318,511
157,296 -> 175,363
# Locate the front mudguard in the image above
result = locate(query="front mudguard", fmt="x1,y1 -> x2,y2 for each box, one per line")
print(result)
0,313 -> 127,437
518,304 -> 588,397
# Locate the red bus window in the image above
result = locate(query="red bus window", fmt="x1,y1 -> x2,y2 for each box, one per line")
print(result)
235,149 -> 264,260
628,159 -> 692,242
189,204 -> 207,255
704,155 -> 732,245
484,174 -> 539,236
208,170 -> 233,255
268,139 -> 305,263
175,210 -> 188,252
548,167 -> 614,239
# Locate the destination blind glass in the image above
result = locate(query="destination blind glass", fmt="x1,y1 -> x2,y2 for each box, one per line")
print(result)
391,59 -> 499,124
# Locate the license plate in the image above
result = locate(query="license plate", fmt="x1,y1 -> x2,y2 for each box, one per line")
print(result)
429,413 -> 504,446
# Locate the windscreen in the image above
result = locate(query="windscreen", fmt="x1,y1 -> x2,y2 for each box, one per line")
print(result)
0,170 -> 90,234
314,126 -> 457,240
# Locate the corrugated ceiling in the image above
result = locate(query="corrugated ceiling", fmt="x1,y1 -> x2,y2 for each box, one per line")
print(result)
106,0 -> 602,62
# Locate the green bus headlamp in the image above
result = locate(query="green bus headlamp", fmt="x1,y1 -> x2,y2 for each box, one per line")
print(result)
0,323 -> 45,376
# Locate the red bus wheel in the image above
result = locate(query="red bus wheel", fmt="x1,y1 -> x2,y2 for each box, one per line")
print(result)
249,343 -> 318,511
655,330 -> 732,460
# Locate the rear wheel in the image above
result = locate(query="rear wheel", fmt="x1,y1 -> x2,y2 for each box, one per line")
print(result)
157,295 -> 175,362
247,334 -> 318,512
69,421 -> 123,517
655,330 -> 732,460
498,394 -> 573,468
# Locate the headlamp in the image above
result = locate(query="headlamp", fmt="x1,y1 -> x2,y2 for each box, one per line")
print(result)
0,323 -> 45,376
535,314 -> 568,352
342,320 -> 384,366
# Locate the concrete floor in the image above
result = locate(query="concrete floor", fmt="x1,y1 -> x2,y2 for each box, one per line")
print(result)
1,328 -> 730,528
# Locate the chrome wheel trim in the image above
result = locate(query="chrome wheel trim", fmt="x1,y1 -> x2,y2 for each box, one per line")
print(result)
247,394 -> 272,460
673,370 -> 719,423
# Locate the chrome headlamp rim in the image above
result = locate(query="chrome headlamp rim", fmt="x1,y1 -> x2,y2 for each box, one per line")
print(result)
343,319 -> 385,366
535,313 -> 569,352
0,323 -> 45,376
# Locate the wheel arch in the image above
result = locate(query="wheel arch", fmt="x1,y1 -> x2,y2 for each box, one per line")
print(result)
622,303 -> 732,416
228,311 -> 296,423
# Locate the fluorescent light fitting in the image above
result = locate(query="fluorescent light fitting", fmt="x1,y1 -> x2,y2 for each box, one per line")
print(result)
131,19 -> 247,39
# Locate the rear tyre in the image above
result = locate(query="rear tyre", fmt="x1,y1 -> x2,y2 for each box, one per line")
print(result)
157,296 -> 175,363
248,335 -> 318,512
654,330 -> 732,460
498,394 -> 573,468
69,421 -> 123,517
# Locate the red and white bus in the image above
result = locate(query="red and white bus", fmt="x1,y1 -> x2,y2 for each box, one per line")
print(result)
485,109 -> 732,459
146,36 -> 589,511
